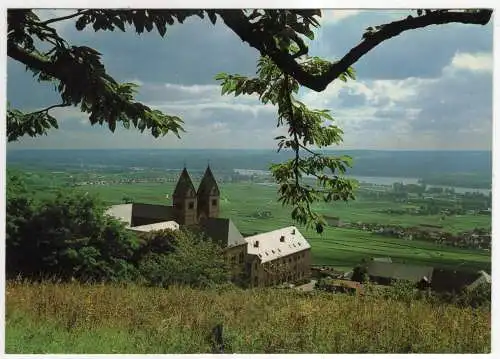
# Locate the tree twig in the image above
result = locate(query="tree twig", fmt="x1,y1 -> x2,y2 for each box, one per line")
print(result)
28,103 -> 71,116
40,10 -> 89,26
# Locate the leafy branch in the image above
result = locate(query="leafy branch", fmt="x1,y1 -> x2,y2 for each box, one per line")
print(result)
7,9 -> 185,142
40,10 -> 91,26
216,54 -> 357,233
7,9 -> 492,144
7,103 -> 65,142
218,9 -> 492,91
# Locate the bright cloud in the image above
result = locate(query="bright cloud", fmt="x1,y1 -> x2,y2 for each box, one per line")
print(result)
449,52 -> 493,72
320,10 -> 363,24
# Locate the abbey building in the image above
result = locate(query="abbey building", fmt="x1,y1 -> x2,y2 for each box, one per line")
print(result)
106,166 -> 312,287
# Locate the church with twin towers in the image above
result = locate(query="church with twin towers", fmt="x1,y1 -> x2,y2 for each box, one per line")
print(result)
106,165 -> 312,288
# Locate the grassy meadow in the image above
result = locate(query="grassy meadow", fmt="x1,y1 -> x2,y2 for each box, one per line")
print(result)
76,181 -> 491,272
5,281 -> 490,353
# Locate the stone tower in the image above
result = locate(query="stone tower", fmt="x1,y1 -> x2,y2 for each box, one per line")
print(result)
197,165 -> 220,220
172,167 -> 198,225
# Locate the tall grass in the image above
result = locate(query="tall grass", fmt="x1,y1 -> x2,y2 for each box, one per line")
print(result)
5,281 -> 490,353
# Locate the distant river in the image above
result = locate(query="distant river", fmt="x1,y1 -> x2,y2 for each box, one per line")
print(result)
353,176 -> 491,195
247,170 -> 491,196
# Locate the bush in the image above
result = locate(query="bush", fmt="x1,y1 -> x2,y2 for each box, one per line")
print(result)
138,229 -> 230,288
457,283 -> 491,309
351,265 -> 368,283
384,280 -> 418,303
6,185 -> 140,282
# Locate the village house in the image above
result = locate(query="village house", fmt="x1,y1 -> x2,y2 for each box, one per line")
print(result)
358,258 -> 490,293
105,166 -> 312,287
364,260 -> 434,286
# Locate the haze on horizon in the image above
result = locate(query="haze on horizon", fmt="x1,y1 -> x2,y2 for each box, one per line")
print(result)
7,9 -> 493,151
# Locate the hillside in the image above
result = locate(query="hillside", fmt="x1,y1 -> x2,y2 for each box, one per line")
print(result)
6,281 -> 490,353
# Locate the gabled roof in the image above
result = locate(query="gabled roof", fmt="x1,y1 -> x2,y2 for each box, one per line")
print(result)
199,217 -> 246,248
105,204 -> 133,226
132,203 -> 175,221
197,165 -> 220,196
245,226 -> 311,263
173,167 -> 196,198
366,261 -> 434,283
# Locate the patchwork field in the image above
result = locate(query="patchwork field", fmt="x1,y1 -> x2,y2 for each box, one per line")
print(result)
75,181 -> 491,273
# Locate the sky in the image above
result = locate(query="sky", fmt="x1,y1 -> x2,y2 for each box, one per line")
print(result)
6,9 -> 494,150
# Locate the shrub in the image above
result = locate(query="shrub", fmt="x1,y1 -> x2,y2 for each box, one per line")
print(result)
6,187 -> 140,282
138,229 -> 230,288
384,280 -> 418,303
457,283 -> 491,309
351,265 -> 368,283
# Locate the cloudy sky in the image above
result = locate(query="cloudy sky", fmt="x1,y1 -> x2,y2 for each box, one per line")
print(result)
7,9 -> 493,150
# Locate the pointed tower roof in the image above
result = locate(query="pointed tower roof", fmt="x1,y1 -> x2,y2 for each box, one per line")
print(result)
198,165 -> 220,196
173,167 -> 196,197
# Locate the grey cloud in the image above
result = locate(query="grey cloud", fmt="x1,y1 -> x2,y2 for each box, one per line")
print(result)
373,108 -> 408,119
58,17 -> 260,85
337,88 -> 367,107
7,59 -> 61,109
320,11 -> 493,80
409,69 -> 492,133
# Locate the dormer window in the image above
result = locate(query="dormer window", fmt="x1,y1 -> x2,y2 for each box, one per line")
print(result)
212,199 -> 217,206
292,229 -> 296,235
280,235 -> 285,242
271,250 -> 275,254
254,241 -> 259,248
188,201 -> 194,209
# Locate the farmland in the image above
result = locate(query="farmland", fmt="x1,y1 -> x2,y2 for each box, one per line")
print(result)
30,175 -> 489,273
7,147 -> 492,273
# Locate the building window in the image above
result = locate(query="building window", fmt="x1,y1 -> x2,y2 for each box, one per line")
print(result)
188,201 -> 194,209
239,252 -> 244,264
212,199 -> 217,206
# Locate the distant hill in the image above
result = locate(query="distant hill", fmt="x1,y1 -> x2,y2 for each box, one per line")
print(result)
7,149 -> 492,187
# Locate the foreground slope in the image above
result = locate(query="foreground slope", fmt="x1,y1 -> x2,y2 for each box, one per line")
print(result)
6,282 -> 490,353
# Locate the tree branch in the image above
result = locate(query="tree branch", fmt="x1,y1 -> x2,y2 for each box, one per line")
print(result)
28,103 -> 71,116
219,9 -> 493,92
8,43 -> 59,78
40,10 -> 89,26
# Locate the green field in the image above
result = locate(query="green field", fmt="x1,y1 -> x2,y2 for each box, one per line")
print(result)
75,181 -> 491,273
